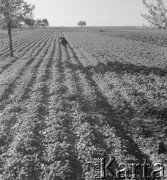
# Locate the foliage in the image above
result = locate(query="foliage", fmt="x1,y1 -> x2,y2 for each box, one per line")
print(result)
36,19 -> 42,25
0,0 -> 35,26
0,15 -> 21,29
77,20 -> 86,27
42,18 -> 49,26
35,19 -> 49,28
141,0 -> 167,29
23,18 -> 35,26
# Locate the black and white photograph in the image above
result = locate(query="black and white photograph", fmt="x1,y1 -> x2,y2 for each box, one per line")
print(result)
0,0 -> 167,179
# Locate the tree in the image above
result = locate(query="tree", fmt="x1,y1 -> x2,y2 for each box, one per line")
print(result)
35,19 -> 46,28
0,0 -> 35,57
42,18 -> 49,26
141,0 -> 167,29
0,14 -> 19,29
24,18 -> 35,27
36,19 -> 42,25
77,20 -> 86,27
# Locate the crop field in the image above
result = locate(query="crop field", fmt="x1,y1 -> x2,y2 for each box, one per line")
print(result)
0,28 -> 167,179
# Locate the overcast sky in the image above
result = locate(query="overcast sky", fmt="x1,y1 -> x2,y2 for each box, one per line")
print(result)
27,0 -> 147,27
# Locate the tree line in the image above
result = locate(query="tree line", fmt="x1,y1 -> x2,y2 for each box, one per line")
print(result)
0,17 -> 49,29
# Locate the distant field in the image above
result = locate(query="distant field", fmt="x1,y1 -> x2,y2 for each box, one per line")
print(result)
0,27 -> 167,179
0,28 -> 37,39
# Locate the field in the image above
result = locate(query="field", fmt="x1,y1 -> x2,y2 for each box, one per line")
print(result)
0,27 -> 167,179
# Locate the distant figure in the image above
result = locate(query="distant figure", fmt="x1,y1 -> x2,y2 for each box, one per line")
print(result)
60,37 -> 68,46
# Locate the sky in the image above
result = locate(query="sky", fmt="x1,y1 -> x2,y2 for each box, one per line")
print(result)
26,0 -> 148,27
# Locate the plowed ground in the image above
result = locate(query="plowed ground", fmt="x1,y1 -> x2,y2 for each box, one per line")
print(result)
0,29 -> 167,180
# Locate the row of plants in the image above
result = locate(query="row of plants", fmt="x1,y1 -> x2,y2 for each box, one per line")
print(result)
65,37 -> 167,176
65,34 -> 99,68
72,33 -> 167,165
0,32 -> 58,179
65,33 -> 108,66
12,32 -> 55,102
66,31 -> 167,118
96,29 -> 167,47
17,32 -> 51,57
0,31 -> 39,56
0,30 -> 46,50
0,31 -> 56,141
65,32 -> 167,69
0,31 -> 56,174
64,43 -> 135,179
0,32 -> 51,75
0,30 -> 166,179
0,57 -> 35,101
0,31 -> 50,57
40,39 -> 81,179
0,31 -> 52,71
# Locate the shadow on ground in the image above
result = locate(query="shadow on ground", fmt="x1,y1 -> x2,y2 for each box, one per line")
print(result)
86,61 -> 167,77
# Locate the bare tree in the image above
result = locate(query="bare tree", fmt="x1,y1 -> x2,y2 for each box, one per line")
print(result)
0,0 -> 35,57
141,0 -> 167,29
